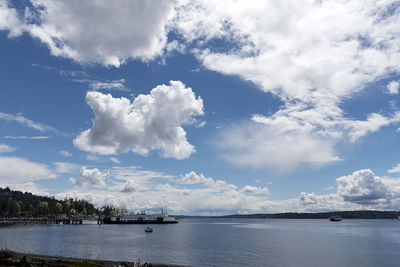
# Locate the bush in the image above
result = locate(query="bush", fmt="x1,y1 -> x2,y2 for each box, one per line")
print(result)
0,249 -> 18,259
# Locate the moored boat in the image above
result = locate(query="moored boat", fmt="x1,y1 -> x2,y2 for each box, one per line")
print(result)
329,215 -> 342,222
103,209 -> 179,224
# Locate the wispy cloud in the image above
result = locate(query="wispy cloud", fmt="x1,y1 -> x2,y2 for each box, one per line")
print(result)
88,79 -> 128,91
60,150 -> 72,157
110,157 -> 120,164
53,162 -> 80,174
72,78 -> 128,91
31,63 -> 127,91
0,143 -> 16,153
4,136 -> 51,140
388,163 -> 400,174
0,112 -> 57,132
0,156 -> 57,183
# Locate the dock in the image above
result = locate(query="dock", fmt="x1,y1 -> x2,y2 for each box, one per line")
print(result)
0,217 -> 85,225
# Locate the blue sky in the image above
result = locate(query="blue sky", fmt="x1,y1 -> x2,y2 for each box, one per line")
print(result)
1,0 -> 400,215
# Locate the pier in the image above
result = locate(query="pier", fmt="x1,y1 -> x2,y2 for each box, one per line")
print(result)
0,217 -> 84,225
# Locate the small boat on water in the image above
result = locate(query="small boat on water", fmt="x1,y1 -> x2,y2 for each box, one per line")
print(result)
329,215 -> 342,222
145,226 -> 153,233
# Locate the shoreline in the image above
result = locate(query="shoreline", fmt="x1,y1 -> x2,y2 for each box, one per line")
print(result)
0,249 -> 187,267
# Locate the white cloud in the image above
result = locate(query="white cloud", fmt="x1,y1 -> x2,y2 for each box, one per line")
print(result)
180,171 -> 208,184
59,150 -> 72,157
4,136 -> 51,139
0,156 -> 57,183
345,112 -> 400,142
53,162 -> 80,174
0,0 -> 24,37
195,121 -> 206,128
85,154 -> 102,161
218,115 -> 341,172
57,170 -> 272,215
0,181 -> 49,196
337,169 -> 388,204
217,103 -> 400,171
1,0 -> 180,67
111,166 -> 173,185
180,0 -> 400,100
110,157 -> 120,164
119,180 -> 137,193
52,167 -> 400,214
89,79 -> 127,91
74,80 -> 204,159
78,167 -> 108,188
0,112 -> 56,132
0,143 -> 16,153
68,177 -> 77,185
179,171 -> 237,192
241,185 -> 269,196
386,81 -> 399,95
175,0 -> 400,171
388,163 -> 400,174
297,169 -> 400,211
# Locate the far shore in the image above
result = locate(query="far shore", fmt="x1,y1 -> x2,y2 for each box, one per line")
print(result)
0,249 -> 188,267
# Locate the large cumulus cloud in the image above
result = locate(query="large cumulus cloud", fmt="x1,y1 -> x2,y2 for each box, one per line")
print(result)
74,81 -> 204,159
0,0 -> 180,66
298,169 -> 400,211
337,169 -> 389,204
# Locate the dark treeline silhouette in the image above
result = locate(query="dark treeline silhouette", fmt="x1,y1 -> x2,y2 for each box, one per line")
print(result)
217,210 -> 400,219
0,187 -> 98,218
177,210 -> 400,219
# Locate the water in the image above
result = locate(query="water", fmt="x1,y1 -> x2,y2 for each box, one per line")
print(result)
1,218 -> 400,266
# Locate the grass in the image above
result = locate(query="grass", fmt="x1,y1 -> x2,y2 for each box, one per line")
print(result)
0,248 -> 19,260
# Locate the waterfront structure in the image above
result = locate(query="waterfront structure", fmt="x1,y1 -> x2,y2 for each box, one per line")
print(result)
103,210 -> 179,224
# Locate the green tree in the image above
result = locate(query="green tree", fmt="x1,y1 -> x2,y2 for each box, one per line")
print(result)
70,208 -> 77,216
55,202 -> 62,215
9,200 -> 20,217
109,210 -> 118,217
37,201 -> 49,216
62,201 -> 71,215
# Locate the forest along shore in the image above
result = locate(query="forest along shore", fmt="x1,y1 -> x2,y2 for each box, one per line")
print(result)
0,249 -> 188,267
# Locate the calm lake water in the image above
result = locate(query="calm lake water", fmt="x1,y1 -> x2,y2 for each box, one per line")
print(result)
1,218 -> 400,266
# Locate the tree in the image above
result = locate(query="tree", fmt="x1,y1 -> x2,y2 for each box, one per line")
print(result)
0,187 -> 100,218
62,201 -> 71,215
9,200 -> 20,217
109,210 -> 118,217
55,202 -> 62,215
70,208 -> 77,216
37,201 -> 49,216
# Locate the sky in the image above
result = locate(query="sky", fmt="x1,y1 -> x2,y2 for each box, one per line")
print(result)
1,0 -> 400,215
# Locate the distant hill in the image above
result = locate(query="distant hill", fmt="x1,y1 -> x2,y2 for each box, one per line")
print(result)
178,210 -> 400,219
0,187 -> 98,218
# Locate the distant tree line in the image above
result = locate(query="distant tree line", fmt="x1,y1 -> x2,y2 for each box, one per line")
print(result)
0,187 -> 98,218
218,210 -> 400,219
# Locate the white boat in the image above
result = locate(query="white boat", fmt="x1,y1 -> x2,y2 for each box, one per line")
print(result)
145,226 -> 153,233
329,215 -> 342,222
105,209 -> 179,224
